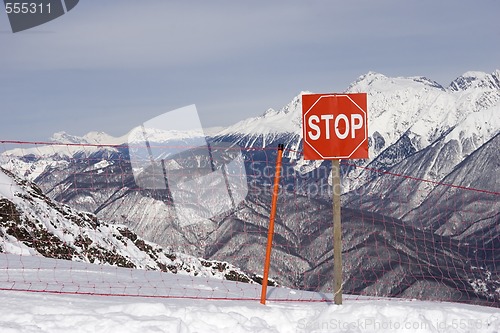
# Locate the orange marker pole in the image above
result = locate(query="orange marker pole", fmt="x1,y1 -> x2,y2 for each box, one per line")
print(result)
260,144 -> 284,305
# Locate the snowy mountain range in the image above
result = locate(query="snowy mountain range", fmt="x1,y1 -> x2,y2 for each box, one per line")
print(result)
0,70 -> 499,305
215,70 -> 499,191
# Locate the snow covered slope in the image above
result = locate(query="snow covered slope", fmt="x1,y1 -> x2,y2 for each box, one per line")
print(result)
1,255 -> 499,333
0,167 -> 262,284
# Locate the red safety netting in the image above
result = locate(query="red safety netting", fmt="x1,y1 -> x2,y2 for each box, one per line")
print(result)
0,140 -> 498,307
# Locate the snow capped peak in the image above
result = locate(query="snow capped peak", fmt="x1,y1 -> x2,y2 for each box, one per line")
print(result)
51,127 -> 208,147
408,76 -> 445,90
274,92 -> 301,115
127,126 -> 205,144
51,131 -> 127,145
278,91 -> 311,114
348,72 -> 446,93
263,91 -> 311,117
449,70 -> 500,91
359,71 -> 386,80
82,131 -> 127,145
463,70 -> 490,78
263,107 -> 277,116
346,72 -> 386,92
358,71 -> 387,82
50,131 -> 88,144
218,91 -> 310,137
217,70 -> 499,154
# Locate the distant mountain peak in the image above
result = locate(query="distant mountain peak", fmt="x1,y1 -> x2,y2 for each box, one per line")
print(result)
50,131 -> 87,144
82,131 -> 123,145
449,70 -> 500,91
347,71 -> 448,93
216,70 -> 499,153
50,131 -> 126,145
217,91 -> 309,138
277,91 -> 310,114
347,71 -> 386,91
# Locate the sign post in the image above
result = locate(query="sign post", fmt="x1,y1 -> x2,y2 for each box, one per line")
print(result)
302,93 -> 368,305
332,158 -> 342,304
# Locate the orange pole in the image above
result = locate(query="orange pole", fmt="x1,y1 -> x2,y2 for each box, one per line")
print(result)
260,144 -> 284,305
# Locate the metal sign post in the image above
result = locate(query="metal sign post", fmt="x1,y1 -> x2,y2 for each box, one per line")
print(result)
302,93 -> 368,305
332,159 -> 342,305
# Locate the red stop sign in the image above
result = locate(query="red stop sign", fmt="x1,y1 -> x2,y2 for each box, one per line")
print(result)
302,93 -> 368,160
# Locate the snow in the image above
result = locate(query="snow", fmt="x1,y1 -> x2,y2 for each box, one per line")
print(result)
443,104 -> 500,153
51,131 -> 128,146
0,124 -> 214,181
3,70 -> 498,189
0,169 -> 21,200
0,255 -> 499,333
127,126 -> 206,144
449,70 -> 500,92
2,132 -> 124,160
85,159 -> 112,173
462,71 -> 490,80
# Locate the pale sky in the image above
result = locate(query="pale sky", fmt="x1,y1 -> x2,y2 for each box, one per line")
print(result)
0,0 -> 499,142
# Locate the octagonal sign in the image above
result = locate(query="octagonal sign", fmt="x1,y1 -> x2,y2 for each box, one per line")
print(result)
302,93 -> 368,160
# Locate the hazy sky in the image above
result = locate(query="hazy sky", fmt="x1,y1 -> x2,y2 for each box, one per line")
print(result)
0,0 -> 499,142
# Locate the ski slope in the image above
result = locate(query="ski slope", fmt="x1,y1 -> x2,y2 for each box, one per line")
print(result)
0,255 -> 498,333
